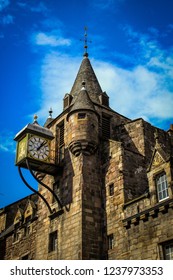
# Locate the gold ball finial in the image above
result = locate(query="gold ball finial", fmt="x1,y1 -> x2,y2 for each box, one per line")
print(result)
33,114 -> 38,124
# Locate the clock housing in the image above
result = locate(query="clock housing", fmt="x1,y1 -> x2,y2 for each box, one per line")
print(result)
14,122 -> 59,175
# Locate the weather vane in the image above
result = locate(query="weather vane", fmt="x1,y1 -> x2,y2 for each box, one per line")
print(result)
80,26 -> 92,57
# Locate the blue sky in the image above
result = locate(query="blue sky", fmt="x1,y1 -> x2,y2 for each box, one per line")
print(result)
0,0 -> 173,208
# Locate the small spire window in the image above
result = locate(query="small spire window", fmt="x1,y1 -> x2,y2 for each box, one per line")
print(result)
63,94 -> 72,110
78,113 -> 86,119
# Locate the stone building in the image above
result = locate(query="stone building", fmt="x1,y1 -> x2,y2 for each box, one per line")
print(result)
0,51 -> 173,260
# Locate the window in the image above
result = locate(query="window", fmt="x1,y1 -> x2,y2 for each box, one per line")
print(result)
59,122 -> 64,146
100,92 -> 109,107
25,215 -> 31,223
109,184 -> 114,196
107,234 -> 114,250
163,241 -> 173,260
13,231 -> 20,242
78,113 -> 86,119
49,231 -> 58,252
24,224 -> 31,236
63,94 -> 72,110
156,173 -> 169,202
102,115 -> 110,139
56,122 -> 64,163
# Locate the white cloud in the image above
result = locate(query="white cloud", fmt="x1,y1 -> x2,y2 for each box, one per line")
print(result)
0,0 -> 9,11
1,14 -> 14,24
34,53 -> 80,121
33,52 -> 173,128
30,2 -> 48,13
34,32 -> 71,47
0,131 -> 16,153
31,26 -> 173,129
90,0 -> 125,10
94,61 -> 173,121
17,1 -> 48,14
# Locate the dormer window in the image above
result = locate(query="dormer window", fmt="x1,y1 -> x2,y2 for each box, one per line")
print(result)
99,92 -> 109,107
63,94 -> 72,110
155,172 -> 169,202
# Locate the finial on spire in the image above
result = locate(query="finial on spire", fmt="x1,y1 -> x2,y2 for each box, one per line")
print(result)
80,26 -> 92,57
48,107 -> 53,118
33,114 -> 38,122
33,114 -> 39,125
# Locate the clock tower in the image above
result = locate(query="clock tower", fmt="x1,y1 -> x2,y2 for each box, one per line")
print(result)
1,30 -> 172,261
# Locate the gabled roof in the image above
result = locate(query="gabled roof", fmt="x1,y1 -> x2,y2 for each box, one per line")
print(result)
14,207 -> 24,224
70,55 -> 102,104
147,144 -> 170,172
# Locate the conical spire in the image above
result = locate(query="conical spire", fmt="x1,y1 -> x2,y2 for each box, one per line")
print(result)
70,56 -> 102,104
67,81 -> 98,120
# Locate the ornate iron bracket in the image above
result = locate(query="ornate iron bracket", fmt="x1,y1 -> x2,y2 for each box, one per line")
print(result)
18,159 -> 64,215
26,159 -> 63,209
18,166 -> 53,214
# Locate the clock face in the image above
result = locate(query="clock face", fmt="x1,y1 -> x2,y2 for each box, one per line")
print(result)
28,136 -> 50,161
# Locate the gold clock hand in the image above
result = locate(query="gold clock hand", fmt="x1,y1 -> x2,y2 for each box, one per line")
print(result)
37,141 -> 47,151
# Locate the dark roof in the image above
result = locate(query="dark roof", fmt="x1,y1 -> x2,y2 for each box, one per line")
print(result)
69,87 -> 96,112
70,56 -> 102,104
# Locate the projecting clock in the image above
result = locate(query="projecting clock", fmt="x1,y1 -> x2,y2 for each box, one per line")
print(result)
14,118 -> 59,174
28,136 -> 50,161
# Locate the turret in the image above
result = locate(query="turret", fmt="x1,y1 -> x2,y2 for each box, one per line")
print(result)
67,82 -> 99,156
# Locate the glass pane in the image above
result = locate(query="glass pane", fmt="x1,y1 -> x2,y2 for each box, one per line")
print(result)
156,173 -> 169,201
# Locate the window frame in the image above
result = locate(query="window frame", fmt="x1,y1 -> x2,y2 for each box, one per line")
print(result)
56,121 -> 65,163
48,231 -> 58,253
13,230 -> 20,243
107,233 -> 114,250
78,113 -> 86,119
109,183 -> 114,196
102,114 -> 111,139
162,241 -> 173,260
155,172 -> 169,202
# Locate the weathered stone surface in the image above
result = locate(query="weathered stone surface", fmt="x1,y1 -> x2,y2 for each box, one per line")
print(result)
0,55 -> 173,260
